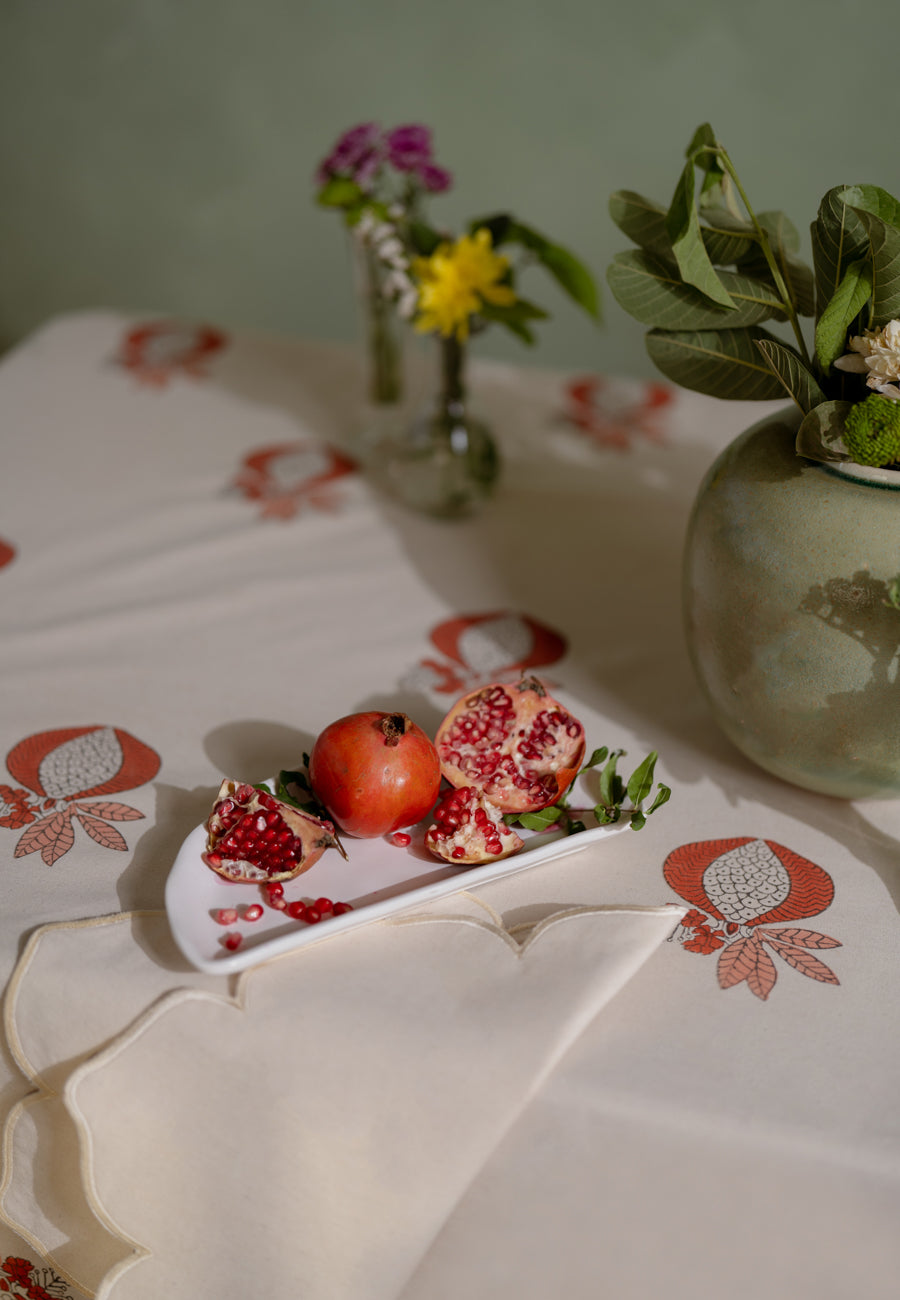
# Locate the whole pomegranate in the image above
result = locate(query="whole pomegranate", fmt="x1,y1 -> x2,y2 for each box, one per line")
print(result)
434,676 -> 585,814
309,711 -> 441,837
205,781 -> 340,883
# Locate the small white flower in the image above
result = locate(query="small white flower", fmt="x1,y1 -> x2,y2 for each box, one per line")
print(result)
834,319 -> 900,394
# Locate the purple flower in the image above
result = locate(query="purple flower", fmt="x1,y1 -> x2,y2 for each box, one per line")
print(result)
419,162 -> 453,193
315,122 -> 384,188
386,124 -> 433,172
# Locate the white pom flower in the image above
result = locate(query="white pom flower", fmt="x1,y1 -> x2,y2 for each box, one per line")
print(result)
834,319 -> 900,398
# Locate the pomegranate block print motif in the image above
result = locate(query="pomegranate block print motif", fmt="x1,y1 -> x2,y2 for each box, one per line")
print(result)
231,442 -> 357,519
403,611 -> 568,697
563,375 -> 672,450
0,1254 -> 79,1298
664,838 -> 841,1001
2,727 -> 161,866
117,320 -> 228,385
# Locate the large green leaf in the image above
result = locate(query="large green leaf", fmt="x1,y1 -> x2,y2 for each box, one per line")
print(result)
757,209 -> 802,255
795,400 -> 853,463
811,187 -> 870,317
608,191 -> 672,256
841,188 -> 900,328
841,184 -> 900,233
735,210 -> 815,317
608,250 -> 784,329
646,326 -> 788,400
814,259 -> 873,370
666,161 -> 735,309
699,208 -> 759,265
609,191 -> 757,266
755,338 -> 826,414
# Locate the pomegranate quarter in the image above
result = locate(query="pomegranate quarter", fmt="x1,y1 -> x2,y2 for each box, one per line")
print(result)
309,711 -> 441,837
205,781 -> 340,883
435,676 -> 586,814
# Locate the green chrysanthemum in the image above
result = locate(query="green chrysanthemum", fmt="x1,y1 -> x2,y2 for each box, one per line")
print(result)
843,394 -> 900,467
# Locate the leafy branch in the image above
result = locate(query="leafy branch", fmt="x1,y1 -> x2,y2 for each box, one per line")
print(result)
505,746 -> 671,835
607,123 -> 900,461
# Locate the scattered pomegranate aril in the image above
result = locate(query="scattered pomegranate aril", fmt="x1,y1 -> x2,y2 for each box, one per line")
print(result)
333,901 -> 354,915
435,676 -> 585,814
287,901 -> 308,921
309,711 -> 441,837
223,933 -> 243,951
243,904 -> 264,922
314,897 -> 333,914
205,779 -> 340,883
305,907 -> 322,924
390,831 -> 412,847
215,908 -> 239,926
424,786 -> 524,865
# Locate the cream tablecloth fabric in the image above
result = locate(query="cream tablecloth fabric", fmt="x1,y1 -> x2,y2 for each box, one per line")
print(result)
2,313 -> 900,1298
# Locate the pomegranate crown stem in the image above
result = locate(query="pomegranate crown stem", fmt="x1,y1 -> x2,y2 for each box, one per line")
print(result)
379,713 -> 410,747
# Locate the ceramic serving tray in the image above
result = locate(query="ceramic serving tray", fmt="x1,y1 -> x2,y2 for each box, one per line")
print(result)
165,776 -> 629,974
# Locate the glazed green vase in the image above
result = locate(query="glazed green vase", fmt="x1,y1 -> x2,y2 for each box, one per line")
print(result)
683,406 -> 900,799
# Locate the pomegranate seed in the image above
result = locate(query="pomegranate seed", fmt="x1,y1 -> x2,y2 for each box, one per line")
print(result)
269,896 -> 288,911
287,901 -> 308,921
305,907 -> 322,924
451,847 -> 466,860
390,831 -> 412,847
215,908 -> 239,926
314,897 -> 333,914
207,852 -> 222,867
333,901 -> 353,915
243,904 -> 264,922
223,933 -> 242,951
266,882 -> 284,899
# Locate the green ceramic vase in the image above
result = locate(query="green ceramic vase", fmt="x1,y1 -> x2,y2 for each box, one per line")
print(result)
683,406 -> 900,799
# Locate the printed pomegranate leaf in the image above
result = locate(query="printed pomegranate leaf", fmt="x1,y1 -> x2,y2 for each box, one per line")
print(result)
76,814 -> 128,851
75,800 -> 144,822
765,937 -> 840,984
717,935 -> 760,990
759,927 -> 842,949
15,811 -> 75,865
747,942 -> 778,1001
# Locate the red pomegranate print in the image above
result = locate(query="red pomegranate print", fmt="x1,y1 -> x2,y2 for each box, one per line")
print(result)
664,838 -> 841,1000
407,611 -> 568,696
232,441 -> 357,519
563,375 -> 672,450
117,320 -> 228,386
0,538 -> 15,570
4,726 -> 160,866
0,1253 -> 77,1299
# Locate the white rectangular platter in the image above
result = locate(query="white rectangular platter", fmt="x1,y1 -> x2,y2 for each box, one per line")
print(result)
165,777 -> 629,974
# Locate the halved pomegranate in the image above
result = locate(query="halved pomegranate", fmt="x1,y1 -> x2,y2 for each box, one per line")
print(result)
434,676 -> 586,814
424,786 -> 524,864
205,780 -> 340,883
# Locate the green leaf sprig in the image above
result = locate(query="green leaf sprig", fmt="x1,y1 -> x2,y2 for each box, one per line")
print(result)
506,746 -> 671,836
271,761 -> 348,859
607,124 -> 900,464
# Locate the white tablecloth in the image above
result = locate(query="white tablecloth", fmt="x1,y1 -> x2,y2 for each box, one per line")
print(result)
2,312 -> 899,1299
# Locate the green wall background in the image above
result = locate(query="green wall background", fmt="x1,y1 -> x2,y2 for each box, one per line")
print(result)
1,0 -> 897,378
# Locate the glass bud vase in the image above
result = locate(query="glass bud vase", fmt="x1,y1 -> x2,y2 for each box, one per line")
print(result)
370,334 -> 500,519
352,238 -> 406,457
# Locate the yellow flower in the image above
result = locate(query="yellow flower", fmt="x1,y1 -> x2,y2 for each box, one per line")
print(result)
413,228 -> 517,340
